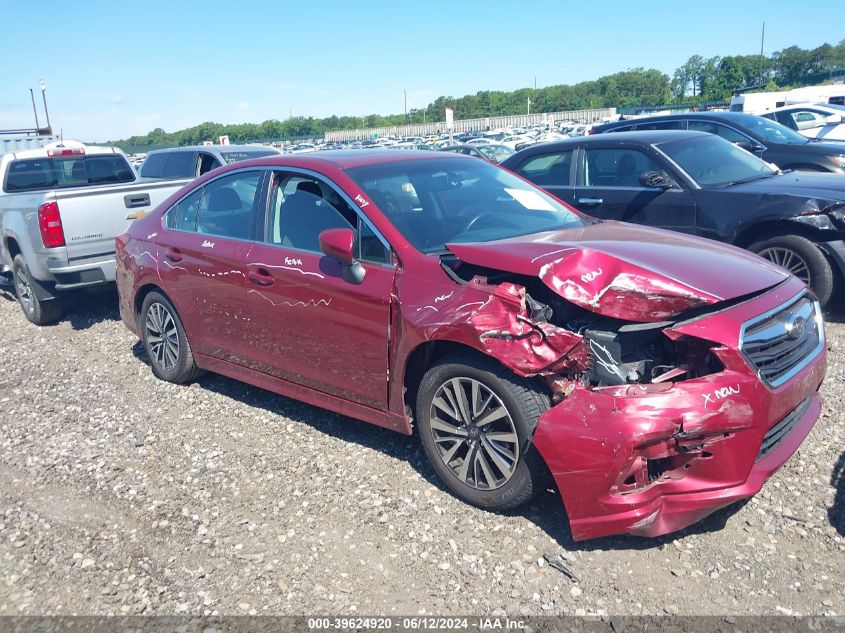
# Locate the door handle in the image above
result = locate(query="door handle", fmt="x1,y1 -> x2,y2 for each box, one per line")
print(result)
164,247 -> 183,262
124,193 -> 151,209
578,197 -> 603,207
247,268 -> 275,287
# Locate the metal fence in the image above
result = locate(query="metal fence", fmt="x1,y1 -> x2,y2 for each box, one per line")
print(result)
324,108 -> 617,141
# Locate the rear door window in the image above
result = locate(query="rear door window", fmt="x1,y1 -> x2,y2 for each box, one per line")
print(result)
514,151 -> 573,186
635,120 -> 683,130
139,153 -> 167,178
195,170 -> 262,240
687,121 -> 749,144
163,151 -> 199,179
165,187 -> 204,232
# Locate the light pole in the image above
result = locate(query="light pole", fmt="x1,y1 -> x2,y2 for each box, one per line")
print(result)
39,79 -> 52,132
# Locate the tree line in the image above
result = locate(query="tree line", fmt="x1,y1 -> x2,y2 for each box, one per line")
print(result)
112,39 -> 844,149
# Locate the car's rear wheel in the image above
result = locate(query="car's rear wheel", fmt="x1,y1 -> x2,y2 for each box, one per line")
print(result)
12,254 -> 62,325
748,234 -> 834,306
416,352 -> 549,511
140,291 -> 204,384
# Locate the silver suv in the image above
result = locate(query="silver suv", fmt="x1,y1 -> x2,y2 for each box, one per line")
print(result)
139,144 -> 280,180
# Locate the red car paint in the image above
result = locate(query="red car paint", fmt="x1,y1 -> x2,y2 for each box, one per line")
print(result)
115,151 -> 826,540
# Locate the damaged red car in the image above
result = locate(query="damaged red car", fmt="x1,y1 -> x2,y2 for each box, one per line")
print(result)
115,150 -> 826,541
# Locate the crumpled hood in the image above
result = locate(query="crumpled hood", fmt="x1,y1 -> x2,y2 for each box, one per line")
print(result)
446,221 -> 789,322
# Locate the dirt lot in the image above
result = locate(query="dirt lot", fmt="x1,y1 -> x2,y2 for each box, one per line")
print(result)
0,288 -> 843,617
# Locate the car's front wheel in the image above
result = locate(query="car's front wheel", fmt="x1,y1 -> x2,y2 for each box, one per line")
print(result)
140,291 -> 204,384
748,234 -> 834,306
416,352 -> 549,511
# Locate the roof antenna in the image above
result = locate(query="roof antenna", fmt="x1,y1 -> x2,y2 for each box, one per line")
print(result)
30,88 -> 41,130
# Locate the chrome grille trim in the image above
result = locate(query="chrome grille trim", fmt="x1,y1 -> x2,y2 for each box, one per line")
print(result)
739,290 -> 825,389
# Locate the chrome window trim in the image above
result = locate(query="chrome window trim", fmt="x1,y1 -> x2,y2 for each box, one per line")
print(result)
738,289 -> 825,389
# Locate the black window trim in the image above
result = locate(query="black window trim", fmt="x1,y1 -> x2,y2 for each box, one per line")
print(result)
161,167 -> 268,243
261,166 -> 394,267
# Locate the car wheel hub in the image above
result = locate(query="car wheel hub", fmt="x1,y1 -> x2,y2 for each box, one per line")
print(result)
15,267 -> 33,311
145,302 -> 180,371
429,377 -> 519,491
758,246 -> 811,285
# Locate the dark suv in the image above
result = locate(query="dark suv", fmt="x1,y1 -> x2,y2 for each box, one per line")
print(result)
591,112 -> 845,173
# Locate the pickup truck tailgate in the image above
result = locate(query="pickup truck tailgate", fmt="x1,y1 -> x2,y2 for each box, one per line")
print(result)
56,179 -> 188,260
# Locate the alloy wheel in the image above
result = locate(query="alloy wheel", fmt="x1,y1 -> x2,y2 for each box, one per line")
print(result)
758,246 -> 811,285
145,302 -> 180,371
15,266 -> 34,313
428,377 -> 520,491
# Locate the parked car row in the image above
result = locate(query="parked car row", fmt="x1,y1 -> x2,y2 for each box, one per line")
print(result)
0,118 -> 832,543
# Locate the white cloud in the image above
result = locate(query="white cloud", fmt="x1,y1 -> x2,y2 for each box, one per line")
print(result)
109,96 -> 124,105
237,101 -> 251,110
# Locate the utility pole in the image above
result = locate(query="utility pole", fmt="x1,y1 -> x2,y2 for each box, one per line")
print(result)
39,79 -> 51,132
527,96 -> 531,116
759,21 -> 766,85
30,89 -> 41,129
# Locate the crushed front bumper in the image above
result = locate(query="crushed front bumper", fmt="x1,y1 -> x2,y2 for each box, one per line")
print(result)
531,277 -> 826,541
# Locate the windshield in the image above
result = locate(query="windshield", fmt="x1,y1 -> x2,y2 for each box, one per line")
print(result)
731,113 -> 809,145
659,135 -> 776,187
345,157 -> 587,253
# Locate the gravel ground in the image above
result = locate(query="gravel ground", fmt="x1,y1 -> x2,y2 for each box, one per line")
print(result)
0,287 -> 843,617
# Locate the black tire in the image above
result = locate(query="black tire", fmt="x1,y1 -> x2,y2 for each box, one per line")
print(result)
416,351 -> 550,512
12,254 -> 62,325
140,291 -> 204,384
748,234 -> 835,306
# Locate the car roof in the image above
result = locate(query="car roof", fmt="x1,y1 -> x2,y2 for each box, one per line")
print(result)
258,148 -> 457,169
147,144 -> 275,154
513,130 -> 710,149
598,111 -> 764,130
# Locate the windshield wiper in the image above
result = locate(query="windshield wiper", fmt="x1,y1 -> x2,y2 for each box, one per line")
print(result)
724,173 -> 775,187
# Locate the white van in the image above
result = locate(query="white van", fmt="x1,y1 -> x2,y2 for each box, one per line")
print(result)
729,91 -> 786,113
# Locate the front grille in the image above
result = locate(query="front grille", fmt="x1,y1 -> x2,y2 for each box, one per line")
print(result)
757,397 -> 811,461
740,292 -> 824,388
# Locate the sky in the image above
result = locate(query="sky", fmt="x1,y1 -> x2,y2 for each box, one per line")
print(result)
1,0 -> 842,142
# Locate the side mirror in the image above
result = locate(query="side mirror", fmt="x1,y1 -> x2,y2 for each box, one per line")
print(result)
639,170 -> 675,189
319,227 -> 366,284
734,140 -> 764,154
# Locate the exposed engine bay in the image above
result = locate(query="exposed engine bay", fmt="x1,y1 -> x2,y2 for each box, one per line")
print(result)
441,254 -> 724,391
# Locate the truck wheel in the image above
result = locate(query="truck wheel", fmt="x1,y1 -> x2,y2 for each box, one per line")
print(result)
416,351 -> 550,512
748,234 -> 834,306
12,254 -> 62,325
140,291 -> 204,384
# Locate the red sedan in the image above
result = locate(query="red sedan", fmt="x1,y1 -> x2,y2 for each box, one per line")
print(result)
115,150 -> 825,540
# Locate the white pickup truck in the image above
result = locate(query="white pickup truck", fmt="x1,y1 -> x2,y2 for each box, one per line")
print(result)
0,141 -> 189,324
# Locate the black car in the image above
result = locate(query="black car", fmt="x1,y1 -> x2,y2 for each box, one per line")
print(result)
591,112 -> 845,174
501,130 -> 845,305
